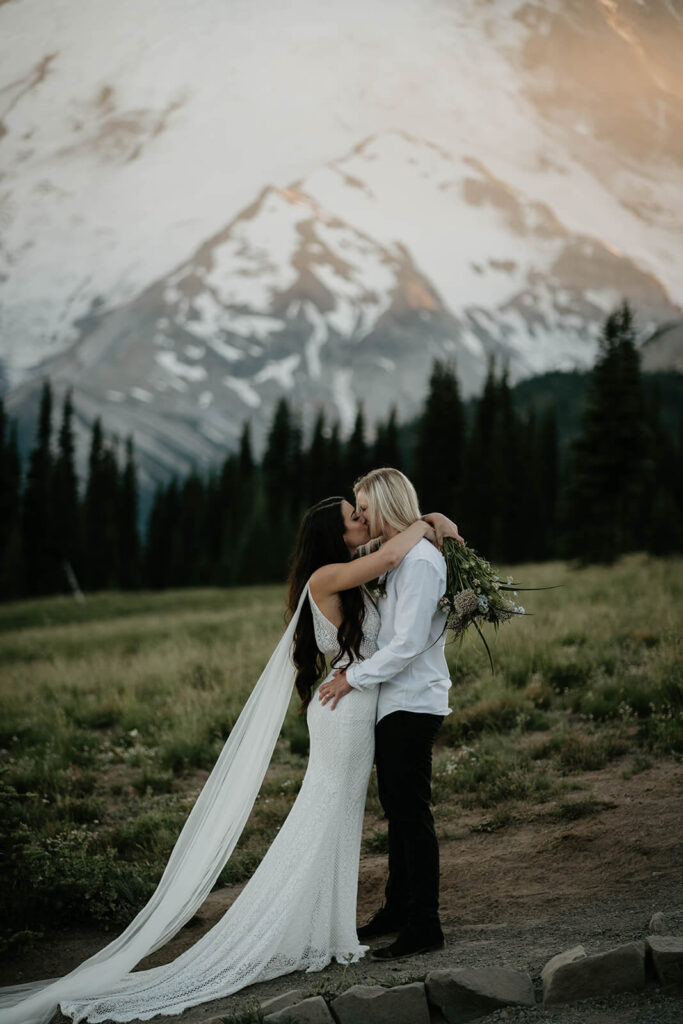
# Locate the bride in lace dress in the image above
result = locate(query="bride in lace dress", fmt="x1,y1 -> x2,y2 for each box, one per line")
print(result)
1,496 -> 452,1024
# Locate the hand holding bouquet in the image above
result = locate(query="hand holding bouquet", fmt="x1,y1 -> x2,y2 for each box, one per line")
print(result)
440,538 -> 527,669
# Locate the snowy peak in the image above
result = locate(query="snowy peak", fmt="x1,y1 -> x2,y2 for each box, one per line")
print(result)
301,132 -> 679,379
7,126 -> 680,505
149,179 -> 444,394
4,171 -> 475,501
2,0 -> 683,390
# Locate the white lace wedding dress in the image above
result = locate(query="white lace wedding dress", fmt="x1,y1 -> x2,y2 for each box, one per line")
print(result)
6,587 -> 380,1024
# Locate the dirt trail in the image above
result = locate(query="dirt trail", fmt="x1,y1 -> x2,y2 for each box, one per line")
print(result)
3,760 -> 682,1023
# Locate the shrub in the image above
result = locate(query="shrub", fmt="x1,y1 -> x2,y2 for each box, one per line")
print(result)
553,732 -> 629,772
131,769 -> 177,795
218,847 -> 269,886
108,809 -> 183,860
546,661 -> 590,692
0,771 -> 156,957
158,734 -> 221,774
284,716 -> 310,758
362,828 -> 389,854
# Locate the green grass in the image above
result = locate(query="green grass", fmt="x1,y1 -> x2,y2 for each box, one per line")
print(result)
1,555 -> 681,957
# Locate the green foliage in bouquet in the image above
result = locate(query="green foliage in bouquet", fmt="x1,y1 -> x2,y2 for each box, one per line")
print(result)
440,538 -> 528,670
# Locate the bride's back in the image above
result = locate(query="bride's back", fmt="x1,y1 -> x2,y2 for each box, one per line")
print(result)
309,588 -> 381,665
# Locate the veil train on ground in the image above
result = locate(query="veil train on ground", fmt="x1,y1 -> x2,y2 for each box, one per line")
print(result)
0,585 -> 310,1024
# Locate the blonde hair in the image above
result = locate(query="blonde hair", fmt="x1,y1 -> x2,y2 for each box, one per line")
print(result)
353,467 -> 421,539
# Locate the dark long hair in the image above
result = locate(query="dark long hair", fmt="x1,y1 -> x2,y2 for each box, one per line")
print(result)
287,497 -> 366,710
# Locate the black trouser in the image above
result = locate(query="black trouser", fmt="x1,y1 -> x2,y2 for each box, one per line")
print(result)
375,709 -> 443,930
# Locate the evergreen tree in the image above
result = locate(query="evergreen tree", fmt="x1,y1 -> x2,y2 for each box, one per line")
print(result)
563,301 -> 650,563
321,421 -> 344,499
52,389 -> 83,591
0,403 -> 24,599
239,421 -> 255,479
305,410 -> 329,506
162,478 -> 184,587
517,411 -> 540,561
676,413 -> 683,528
290,413 -> 304,509
202,468 -> 220,585
373,406 -> 401,470
144,482 -> 171,588
262,398 -> 301,578
536,406 -> 559,559
489,366 -> 525,561
215,453 -> 240,585
235,479 -> 273,584
103,436 -> 123,585
83,418 -> 120,590
462,359 -> 497,553
235,421 -> 262,578
174,470 -> 207,585
213,423 -> 260,586
119,435 -> 142,588
21,379 -> 60,595
344,405 -> 371,489
263,399 -> 298,514
643,384 -> 682,554
413,360 -> 464,514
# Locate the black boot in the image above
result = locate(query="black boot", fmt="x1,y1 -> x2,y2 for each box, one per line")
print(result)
357,905 -> 407,940
370,921 -> 444,960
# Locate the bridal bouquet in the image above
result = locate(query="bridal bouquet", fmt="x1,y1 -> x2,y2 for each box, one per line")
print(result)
440,538 -> 526,669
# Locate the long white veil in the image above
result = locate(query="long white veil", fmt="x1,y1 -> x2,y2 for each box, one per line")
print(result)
0,584 -> 310,1024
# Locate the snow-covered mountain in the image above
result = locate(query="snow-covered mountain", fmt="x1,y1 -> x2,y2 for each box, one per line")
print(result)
299,133 -> 679,375
1,0 -> 682,502
641,320 -> 683,374
4,134 -> 680,505
4,180 -> 477,493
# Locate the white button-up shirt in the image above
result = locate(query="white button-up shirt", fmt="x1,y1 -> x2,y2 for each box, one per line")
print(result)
346,538 -> 452,723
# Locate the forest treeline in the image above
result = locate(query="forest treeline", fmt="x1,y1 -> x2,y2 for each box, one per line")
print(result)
1,301 -> 682,601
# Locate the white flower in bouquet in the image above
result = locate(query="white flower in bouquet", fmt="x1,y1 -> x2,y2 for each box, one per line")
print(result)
441,538 -> 532,670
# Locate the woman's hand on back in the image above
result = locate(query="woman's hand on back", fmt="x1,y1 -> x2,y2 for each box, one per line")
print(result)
422,512 -> 465,551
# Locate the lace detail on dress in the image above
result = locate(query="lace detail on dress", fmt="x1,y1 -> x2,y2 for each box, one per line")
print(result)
309,589 -> 381,666
58,585 -> 381,1023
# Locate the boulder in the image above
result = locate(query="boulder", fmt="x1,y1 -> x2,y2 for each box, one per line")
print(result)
264,994 -> 334,1024
332,982 -> 430,1024
646,935 -> 683,986
541,944 -> 587,979
261,989 -> 306,1016
425,967 -> 535,1022
542,942 -> 645,1005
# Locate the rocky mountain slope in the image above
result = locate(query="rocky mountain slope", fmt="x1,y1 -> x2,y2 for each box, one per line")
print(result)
5,135 -> 680,499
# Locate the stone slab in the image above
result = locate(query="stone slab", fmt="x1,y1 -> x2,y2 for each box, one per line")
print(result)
540,944 -> 587,985
264,994 -> 334,1024
646,935 -> 683,986
542,941 -> 646,1006
425,966 -> 535,1023
332,982 -> 430,1024
260,989 -> 306,1016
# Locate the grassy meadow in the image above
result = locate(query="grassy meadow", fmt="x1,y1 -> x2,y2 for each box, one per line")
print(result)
1,554 -> 681,958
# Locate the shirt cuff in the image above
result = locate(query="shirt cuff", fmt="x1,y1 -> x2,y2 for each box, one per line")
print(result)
346,662 -> 360,688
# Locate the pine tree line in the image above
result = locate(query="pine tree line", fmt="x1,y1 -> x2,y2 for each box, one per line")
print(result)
562,303 -> 683,561
0,389 -> 141,601
1,301 -> 681,601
